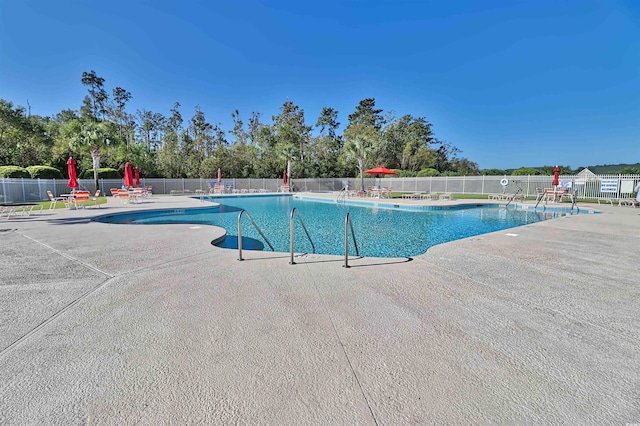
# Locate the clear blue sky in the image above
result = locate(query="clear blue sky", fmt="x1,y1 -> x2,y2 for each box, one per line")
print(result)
1,0 -> 638,170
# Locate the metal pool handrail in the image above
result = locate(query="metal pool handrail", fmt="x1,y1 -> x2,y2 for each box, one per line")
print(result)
289,208 -> 316,265
343,212 -> 360,268
237,210 -> 274,261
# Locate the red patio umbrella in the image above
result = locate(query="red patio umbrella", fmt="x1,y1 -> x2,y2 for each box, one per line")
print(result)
67,157 -> 78,190
552,165 -> 560,187
364,166 -> 397,176
217,168 -> 222,184
134,167 -> 141,186
123,162 -> 134,188
283,170 -> 288,184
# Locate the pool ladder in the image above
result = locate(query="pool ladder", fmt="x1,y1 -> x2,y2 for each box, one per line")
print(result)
237,210 -> 274,261
237,209 -> 360,268
289,208 -> 316,264
343,212 -> 360,268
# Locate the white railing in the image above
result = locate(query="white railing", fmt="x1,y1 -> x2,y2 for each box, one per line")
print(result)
1,174 -> 638,204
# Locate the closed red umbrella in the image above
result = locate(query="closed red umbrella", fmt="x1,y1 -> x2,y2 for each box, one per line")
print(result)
123,162 -> 134,188
217,168 -> 222,184
283,170 -> 288,184
134,167 -> 141,186
553,165 -> 560,187
67,157 -> 78,190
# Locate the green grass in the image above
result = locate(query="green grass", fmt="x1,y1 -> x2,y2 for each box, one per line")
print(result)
35,197 -> 108,209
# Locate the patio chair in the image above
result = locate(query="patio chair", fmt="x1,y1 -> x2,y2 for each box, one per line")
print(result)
72,191 -> 90,209
47,191 -> 65,210
88,189 -> 101,208
1,206 -> 17,219
618,198 -> 639,208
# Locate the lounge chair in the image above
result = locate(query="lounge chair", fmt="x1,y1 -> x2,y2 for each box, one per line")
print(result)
47,191 -> 65,210
619,198 -> 639,208
88,190 -> 101,208
420,192 -> 437,200
1,206 -> 16,219
402,192 -> 422,199
439,193 -> 453,201
72,191 -> 90,209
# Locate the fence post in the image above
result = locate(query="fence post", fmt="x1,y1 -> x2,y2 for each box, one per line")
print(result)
21,178 -> 26,202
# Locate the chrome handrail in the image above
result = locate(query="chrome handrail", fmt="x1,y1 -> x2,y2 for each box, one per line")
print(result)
289,208 -> 316,264
343,212 -> 360,268
237,210 -> 274,261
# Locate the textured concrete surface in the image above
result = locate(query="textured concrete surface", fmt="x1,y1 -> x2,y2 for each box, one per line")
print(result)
0,194 -> 638,425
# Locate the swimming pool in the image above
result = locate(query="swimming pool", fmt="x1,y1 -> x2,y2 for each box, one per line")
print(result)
94,194 -> 580,258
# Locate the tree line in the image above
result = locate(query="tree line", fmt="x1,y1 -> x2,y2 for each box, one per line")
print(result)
1,70 -> 482,185
2,70 -> 637,185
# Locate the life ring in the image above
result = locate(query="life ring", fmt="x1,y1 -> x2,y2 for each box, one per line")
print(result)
500,178 -> 509,186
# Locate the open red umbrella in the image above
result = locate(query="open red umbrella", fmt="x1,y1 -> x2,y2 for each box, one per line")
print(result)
67,157 -> 78,190
123,162 -> 134,188
364,166 -> 397,176
283,170 -> 288,184
552,165 -> 560,187
134,167 -> 141,186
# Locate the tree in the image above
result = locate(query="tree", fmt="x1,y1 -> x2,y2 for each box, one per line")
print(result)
66,119 -> 116,190
157,102 -> 183,177
81,70 -> 108,121
186,105 -> 214,177
347,98 -> 384,131
311,107 -> 342,177
272,100 -> 311,178
111,86 -> 132,142
344,134 -> 374,191
381,115 -> 436,170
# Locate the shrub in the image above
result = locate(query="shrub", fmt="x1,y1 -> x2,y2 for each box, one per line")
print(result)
512,167 -> 540,176
80,168 -> 121,179
393,169 -> 416,177
416,168 -> 440,177
26,165 -> 64,179
0,166 -> 30,178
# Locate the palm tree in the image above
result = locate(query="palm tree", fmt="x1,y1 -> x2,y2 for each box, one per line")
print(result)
344,134 -> 373,191
67,120 -> 112,191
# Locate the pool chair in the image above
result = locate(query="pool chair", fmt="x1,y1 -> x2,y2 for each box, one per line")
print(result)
47,191 -> 65,210
72,191 -> 91,209
618,198 -> 639,208
439,193 -> 453,201
1,206 -> 16,219
88,190 -> 101,208
402,192 -> 422,200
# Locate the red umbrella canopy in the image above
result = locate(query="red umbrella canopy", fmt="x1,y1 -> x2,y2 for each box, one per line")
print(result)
134,167 -> 141,186
552,165 -> 560,186
123,162 -> 134,188
283,170 -> 288,184
364,166 -> 397,175
67,157 -> 78,189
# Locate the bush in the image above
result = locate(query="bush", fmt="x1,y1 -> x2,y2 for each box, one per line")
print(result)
0,166 -> 30,178
26,165 -> 64,179
80,168 -> 121,179
416,168 -> 440,177
393,169 -> 416,177
512,167 -> 540,176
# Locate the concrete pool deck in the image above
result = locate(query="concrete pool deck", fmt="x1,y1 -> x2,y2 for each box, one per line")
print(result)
0,194 -> 638,424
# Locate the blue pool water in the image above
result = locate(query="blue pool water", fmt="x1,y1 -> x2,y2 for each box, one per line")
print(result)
94,195 -> 575,258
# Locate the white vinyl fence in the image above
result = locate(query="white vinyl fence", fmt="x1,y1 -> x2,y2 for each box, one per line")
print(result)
1,174 -> 638,204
